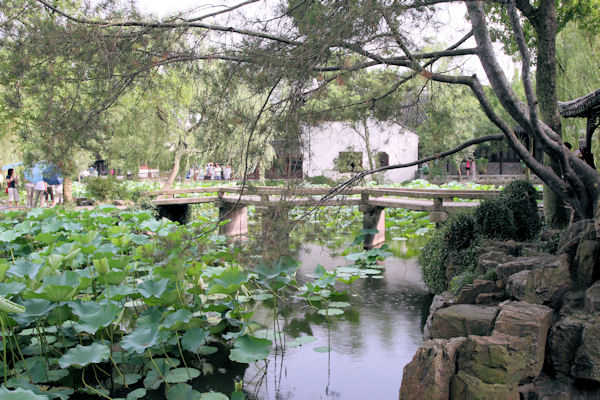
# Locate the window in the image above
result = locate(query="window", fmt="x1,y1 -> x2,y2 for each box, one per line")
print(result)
377,152 -> 389,167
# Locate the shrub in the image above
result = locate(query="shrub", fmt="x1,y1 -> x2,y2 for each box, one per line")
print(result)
444,211 -> 475,251
474,198 -> 516,240
305,175 -> 336,186
420,228 -> 450,294
500,180 -> 541,241
85,177 -> 127,201
448,271 -> 475,295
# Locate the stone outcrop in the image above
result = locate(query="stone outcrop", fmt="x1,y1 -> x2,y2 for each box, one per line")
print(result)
423,291 -> 455,340
399,337 -> 464,400
428,304 -> 497,340
455,279 -> 496,304
571,323 -> 600,382
450,370 -> 520,400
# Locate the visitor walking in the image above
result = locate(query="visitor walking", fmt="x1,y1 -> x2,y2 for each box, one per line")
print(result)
213,163 -> 222,180
6,168 -> 19,207
223,165 -> 232,180
32,180 -> 47,207
465,158 -> 472,179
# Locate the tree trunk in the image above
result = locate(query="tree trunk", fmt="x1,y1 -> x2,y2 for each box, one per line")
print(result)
534,0 -> 569,228
162,139 -> 186,191
63,176 -> 73,205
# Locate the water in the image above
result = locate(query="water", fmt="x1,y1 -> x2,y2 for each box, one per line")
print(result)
242,242 -> 432,400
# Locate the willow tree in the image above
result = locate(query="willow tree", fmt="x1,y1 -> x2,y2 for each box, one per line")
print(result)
9,0 -> 600,221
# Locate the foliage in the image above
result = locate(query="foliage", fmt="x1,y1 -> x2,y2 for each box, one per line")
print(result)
474,198 -> 516,240
476,158 -> 489,172
85,177 -> 127,201
444,211 -> 475,251
500,180 -> 541,241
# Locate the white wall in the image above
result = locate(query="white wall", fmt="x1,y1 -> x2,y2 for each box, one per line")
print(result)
301,119 -> 419,183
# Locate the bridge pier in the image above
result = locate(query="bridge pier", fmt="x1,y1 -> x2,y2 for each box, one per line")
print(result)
156,204 -> 190,224
218,203 -> 248,236
361,205 -> 386,249
258,205 -> 291,262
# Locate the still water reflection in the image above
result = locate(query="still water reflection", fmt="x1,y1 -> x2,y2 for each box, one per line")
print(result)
244,242 -> 432,400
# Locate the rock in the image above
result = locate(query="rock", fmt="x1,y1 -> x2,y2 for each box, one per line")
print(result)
478,251 -> 515,276
585,282 -> 600,314
562,290 -> 586,313
399,337 -> 465,400
456,279 -> 496,304
574,239 -> 600,288
450,371 -> 519,400
571,323 -> 600,382
429,304 -> 498,340
547,316 -> 586,375
505,254 -> 573,307
496,255 -> 553,286
457,333 -> 530,385
519,373 -> 600,400
475,292 -> 507,304
112,199 -> 125,206
423,291 -> 455,340
480,240 -> 523,257
557,219 -> 594,263
492,301 -> 553,378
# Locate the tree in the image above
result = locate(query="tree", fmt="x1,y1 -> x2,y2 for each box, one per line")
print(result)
4,0 -> 600,221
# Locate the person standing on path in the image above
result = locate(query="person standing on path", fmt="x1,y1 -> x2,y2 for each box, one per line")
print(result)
32,180 -> 47,207
6,168 -> 19,207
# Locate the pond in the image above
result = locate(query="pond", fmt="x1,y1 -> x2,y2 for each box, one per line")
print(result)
243,240 -> 432,399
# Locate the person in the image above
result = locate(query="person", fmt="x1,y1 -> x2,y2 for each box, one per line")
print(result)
25,180 -> 35,208
213,163 -> 222,180
223,165 -> 232,180
187,167 -> 194,180
32,179 -> 47,207
206,163 -> 213,180
195,167 -> 203,181
6,168 -> 19,207
465,158 -> 472,178
52,182 -> 63,206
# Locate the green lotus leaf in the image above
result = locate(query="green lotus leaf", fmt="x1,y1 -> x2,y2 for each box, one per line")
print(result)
138,279 -> 169,298
317,308 -> 344,316
0,230 -> 21,243
126,388 -> 147,400
142,369 -> 163,391
36,272 -> 80,302
0,387 -> 49,400
314,346 -> 330,353
0,282 -> 26,297
229,335 -> 272,364
163,309 -> 192,330
287,335 -> 317,347
41,218 -> 63,233
12,299 -> 56,325
114,372 -> 142,386
69,300 -> 102,318
129,234 -> 149,245
251,293 -> 273,301
33,233 -> 58,245
208,266 -> 248,295
181,327 -> 210,353
74,303 -> 120,334
199,393 -> 229,400
46,254 -> 64,269
101,269 -> 126,285
58,343 -> 110,368
164,368 -> 201,384
139,219 -> 162,232
4,380 -> 73,400
71,230 -> 99,245
101,285 -> 135,301
62,222 -> 83,232
72,268 -> 93,290
165,384 -> 201,400
121,326 -> 169,354
136,306 -> 165,327
196,346 -> 218,355
8,260 -> 42,279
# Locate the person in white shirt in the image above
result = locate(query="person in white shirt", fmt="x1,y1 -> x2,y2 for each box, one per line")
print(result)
32,180 -> 47,207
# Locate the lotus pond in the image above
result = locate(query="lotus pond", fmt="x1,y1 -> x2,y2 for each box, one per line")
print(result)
0,203 -> 434,399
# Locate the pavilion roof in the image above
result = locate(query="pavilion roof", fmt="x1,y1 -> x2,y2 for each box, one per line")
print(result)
558,88 -> 600,118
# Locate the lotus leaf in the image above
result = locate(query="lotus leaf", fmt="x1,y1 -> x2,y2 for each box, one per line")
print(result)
0,387 -> 49,400
121,326 -> 169,354
0,230 -> 21,243
62,222 -> 83,232
318,308 -> 344,316
200,393 -> 228,400
142,369 -> 163,391
164,367 -> 201,383
287,335 -> 317,347
136,306 -> 164,327
126,388 -> 147,400
181,327 -> 210,353
74,303 -> 120,334
58,343 -> 110,368
12,299 -> 56,325
162,309 -> 192,329
36,272 -> 80,302
251,293 -> 273,301
129,234 -> 149,245
114,373 -> 142,386
127,388 -> 146,400
229,335 -> 272,364
138,279 -> 169,298
33,233 -> 58,245
102,269 -> 127,285
208,266 -> 248,295
165,384 -> 201,400
139,219 -> 162,232
41,218 -> 63,233
328,301 -> 350,308
8,260 -> 42,279
101,285 -> 135,300
0,282 -> 26,297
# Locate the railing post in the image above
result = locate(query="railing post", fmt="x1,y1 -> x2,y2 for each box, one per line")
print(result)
430,195 -> 448,226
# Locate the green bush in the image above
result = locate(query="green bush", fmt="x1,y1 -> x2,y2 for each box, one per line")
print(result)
474,198 -> 516,240
500,180 -> 541,241
85,177 -> 127,201
449,271 -> 475,295
444,211 -> 475,251
305,175 -> 336,186
420,228 -> 450,295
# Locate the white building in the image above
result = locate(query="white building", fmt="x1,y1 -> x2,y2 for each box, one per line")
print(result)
300,119 -> 419,183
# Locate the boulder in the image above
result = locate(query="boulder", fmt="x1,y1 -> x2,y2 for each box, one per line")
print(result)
457,333 -> 530,385
571,323 -> 600,382
584,281 -> 600,314
561,290 -> 586,313
456,279 -> 496,304
492,301 -> 553,377
505,254 -> 573,307
450,371 -> 519,400
423,291 -> 455,340
574,239 -> 600,288
547,315 -> 586,376
496,255 -> 553,286
518,373 -> 600,400
475,292 -> 507,304
399,337 -> 465,400
429,304 -> 498,340
478,251 -> 515,276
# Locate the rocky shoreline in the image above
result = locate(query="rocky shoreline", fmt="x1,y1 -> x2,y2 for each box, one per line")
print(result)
400,219 -> 600,399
